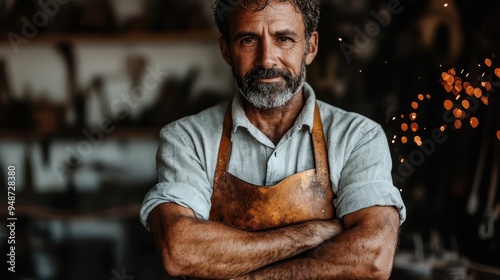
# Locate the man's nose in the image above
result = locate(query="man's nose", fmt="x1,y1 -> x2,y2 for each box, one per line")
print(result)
257,38 -> 278,69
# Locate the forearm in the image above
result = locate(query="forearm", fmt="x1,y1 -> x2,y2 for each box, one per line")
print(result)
237,206 -> 401,280
149,203 -> 343,279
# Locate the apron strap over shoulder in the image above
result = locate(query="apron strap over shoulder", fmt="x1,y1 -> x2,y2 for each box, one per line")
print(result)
312,103 -> 331,187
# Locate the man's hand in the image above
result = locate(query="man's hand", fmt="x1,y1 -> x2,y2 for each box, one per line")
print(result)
148,202 -> 344,279
233,206 -> 401,280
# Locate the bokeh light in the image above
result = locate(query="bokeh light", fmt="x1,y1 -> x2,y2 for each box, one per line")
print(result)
470,117 -> 479,128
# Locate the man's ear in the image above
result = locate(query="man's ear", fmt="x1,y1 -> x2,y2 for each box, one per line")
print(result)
219,36 -> 232,65
305,31 -> 318,65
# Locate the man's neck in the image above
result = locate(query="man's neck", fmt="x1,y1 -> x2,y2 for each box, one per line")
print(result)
243,89 -> 305,145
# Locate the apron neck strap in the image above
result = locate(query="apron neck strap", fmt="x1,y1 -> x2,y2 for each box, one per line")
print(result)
215,102 -> 330,184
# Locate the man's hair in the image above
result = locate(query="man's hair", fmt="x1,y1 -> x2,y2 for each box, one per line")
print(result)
213,0 -> 320,42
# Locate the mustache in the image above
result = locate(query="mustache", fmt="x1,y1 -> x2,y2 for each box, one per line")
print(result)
243,67 -> 292,83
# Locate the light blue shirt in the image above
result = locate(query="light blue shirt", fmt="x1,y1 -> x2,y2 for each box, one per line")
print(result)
140,83 -> 406,229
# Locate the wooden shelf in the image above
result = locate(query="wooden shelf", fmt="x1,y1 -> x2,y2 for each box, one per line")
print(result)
0,203 -> 141,220
0,126 -> 161,140
0,186 -> 151,220
0,30 -> 220,45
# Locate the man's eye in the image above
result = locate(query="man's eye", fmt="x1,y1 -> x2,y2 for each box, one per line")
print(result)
241,37 -> 256,44
278,37 -> 292,42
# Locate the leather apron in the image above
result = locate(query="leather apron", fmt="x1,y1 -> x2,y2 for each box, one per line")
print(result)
209,103 -> 335,231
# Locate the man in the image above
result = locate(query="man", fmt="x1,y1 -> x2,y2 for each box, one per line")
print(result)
140,0 -> 406,279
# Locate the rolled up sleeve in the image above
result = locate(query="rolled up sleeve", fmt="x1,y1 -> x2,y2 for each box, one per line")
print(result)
335,124 -> 406,224
140,124 -> 213,230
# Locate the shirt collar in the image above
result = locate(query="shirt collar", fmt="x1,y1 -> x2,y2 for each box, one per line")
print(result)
231,82 -> 317,134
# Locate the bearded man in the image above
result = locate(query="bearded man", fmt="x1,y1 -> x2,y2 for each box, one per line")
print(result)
140,0 -> 406,279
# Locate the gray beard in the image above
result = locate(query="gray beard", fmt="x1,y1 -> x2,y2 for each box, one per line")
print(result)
236,62 -> 307,110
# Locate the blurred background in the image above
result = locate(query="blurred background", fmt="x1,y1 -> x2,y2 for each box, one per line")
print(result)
0,0 -> 499,279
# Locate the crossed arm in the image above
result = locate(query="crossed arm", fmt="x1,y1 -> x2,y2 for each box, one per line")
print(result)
148,203 -> 400,279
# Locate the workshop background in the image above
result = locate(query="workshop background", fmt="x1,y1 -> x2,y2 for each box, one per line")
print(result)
0,0 -> 499,279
